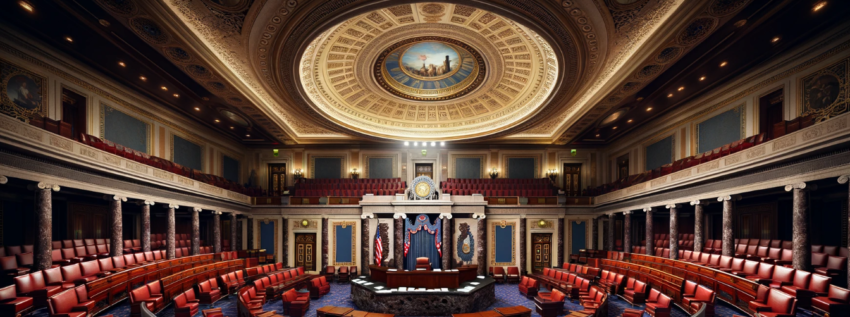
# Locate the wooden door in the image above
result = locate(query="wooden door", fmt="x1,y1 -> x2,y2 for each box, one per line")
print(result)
268,163 -> 287,196
531,233 -> 552,273
562,163 -> 582,196
759,89 -> 784,139
617,153 -> 629,180
414,163 -> 433,179
295,233 -> 316,271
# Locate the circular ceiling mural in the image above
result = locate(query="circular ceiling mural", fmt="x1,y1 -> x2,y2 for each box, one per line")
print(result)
298,3 -> 559,140
375,37 -> 485,101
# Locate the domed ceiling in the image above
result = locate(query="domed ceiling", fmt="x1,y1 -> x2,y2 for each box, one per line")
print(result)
299,3 -> 559,140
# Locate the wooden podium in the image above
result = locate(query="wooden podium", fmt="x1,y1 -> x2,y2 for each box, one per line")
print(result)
369,265 -> 478,288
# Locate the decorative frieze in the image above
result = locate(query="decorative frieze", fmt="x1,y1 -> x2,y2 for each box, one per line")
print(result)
49,136 -> 73,152
125,161 -> 147,174
697,160 -> 720,174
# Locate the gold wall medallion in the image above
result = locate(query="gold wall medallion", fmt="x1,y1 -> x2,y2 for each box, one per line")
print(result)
301,219 -> 310,227
415,181 -> 431,198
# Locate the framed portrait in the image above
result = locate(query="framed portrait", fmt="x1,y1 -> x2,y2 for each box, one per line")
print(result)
0,59 -> 47,121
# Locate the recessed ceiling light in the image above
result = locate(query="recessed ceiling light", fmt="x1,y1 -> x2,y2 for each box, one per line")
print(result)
139,76 -> 147,81
678,86 -> 685,91
646,107 -> 653,111
194,107 -> 200,111
627,119 -> 633,123
431,142 -> 436,146
64,36 -> 73,43
595,134 -> 600,138
699,76 -> 706,81
720,61 -> 728,67
612,126 -> 618,130
245,134 -> 250,137
414,142 -> 419,146
202,97 -> 210,101
19,1 -> 33,13
440,141 -> 445,146
99,19 -> 110,27
118,61 -> 126,67
636,97 -> 644,101
230,126 -> 234,130
173,94 -> 179,98
403,141 -> 409,146
771,36 -> 781,43
667,93 -> 674,98
161,86 -> 168,91
813,1 -> 827,12
214,119 -> 220,123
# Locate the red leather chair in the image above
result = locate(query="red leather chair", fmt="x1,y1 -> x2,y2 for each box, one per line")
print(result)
219,274 -> 238,294
765,266 -> 794,289
748,287 -> 797,317
14,272 -> 61,307
60,249 -> 82,264
815,255 -> 847,279
46,285 -> 96,317
239,288 -> 273,317
506,267 -> 520,283
534,289 -> 566,317
129,284 -> 163,317
309,276 -> 330,299
415,257 -> 432,271
0,285 -> 33,317
623,279 -> 648,305
811,285 -> 850,316
198,279 -> 221,305
338,266 -> 349,282
173,289 -> 200,317
493,267 -> 506,283
324,265 -> 336,282
282,288 -> 310,317
60,264 -> 97,286
518,276 -> 539,298
43,267 -> 75,290
683,285 -> 716,316
51,250 -> 70,267
646,290 -> 672,317
1,255 -> 29,276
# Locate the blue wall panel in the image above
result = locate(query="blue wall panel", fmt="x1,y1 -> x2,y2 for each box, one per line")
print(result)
645,135 -> 674,170
173,136 -> 202,171
103,105 -> 148,153
368,158 -> 393,179
314,158 -> 342,179
495,225 -> 513,263
571,221 -> 586,253
456,158 -> 482,179
508,158 -> 535,179
223,155 -> 239,183
259,222 -> 274,255
698,106 -> 743,153
335,225 -> 353,263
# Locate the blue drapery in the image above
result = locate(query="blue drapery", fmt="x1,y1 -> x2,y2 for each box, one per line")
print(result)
259,222 -> 274,257
494,225 -> 513,263
403,214 -> 442,270
572,221 -> 586,253
335,225 -> 352,263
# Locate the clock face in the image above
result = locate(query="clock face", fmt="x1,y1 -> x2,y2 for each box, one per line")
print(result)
415,182 -> 431,197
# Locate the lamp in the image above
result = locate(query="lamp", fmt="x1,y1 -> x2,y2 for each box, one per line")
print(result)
293,168 -> 303,180
350,168 -> 360,179
489,168 -> 499,179
546,169 -> 558,183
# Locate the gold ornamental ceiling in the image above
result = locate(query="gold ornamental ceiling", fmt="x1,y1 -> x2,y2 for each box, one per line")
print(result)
299,3 -> 559,140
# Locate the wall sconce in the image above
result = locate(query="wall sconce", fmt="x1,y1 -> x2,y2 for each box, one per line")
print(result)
546,169 -> 558,183
489,168 -> 499,179
350,168 -> 360,179
293,169 -> 303,180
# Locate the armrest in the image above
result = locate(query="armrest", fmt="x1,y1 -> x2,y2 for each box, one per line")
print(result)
71,306 -> 89,312
186,299 -> 200,303
139,299 -> 160,303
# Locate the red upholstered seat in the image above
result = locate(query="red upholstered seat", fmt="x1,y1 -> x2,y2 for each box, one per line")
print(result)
811,285 -> 850,316
766,266 -> 794,289
815,255 -> 847,278
282,288 -> 310,316
43,267 -> 75,290
60,263 -> 97,286
683,285 -> 716,315
199,279 -> 222,305
623,279 -> 648,305
310,276 -> 330,299
518,276 -> 539,298
14,272 -> 62,307
506,267 -> 520,283
129,284 -> 163,317
415,257 -> 432,271
645,290 -> 672,317
534,289 -> 567,317
46,287 -> 88,317
1,255 -> 29,276
174,289 -> 200,317
752,288 -> 797,317
0,284 -> 33,317
51,250 -> 70,267
338,266 -> 350,282
747,263 -> 775,283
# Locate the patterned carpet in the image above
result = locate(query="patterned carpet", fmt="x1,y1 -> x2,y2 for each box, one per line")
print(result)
28,281 -> 817,317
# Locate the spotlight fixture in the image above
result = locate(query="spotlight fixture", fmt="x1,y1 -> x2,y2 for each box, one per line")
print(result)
214,119 -> 220,123
699,76 -> 706,81
19,1 -> 34,13
414,142 -> 419,146
646,107 -> 653,111
118,61 -> 126,67
667,93 -> 673,98
627,119 -> 633,123
719,61 -> 728,67
139,76 -> 147,81
430,142 -> 435,146
812,1 -> 827,12
404,141 -> 409,146
440,141 -> 445,146
173,94 -> 179,98
64,36 -> 73,43
194,107 -> 200,111
160,86 -> 168,91
678,86 -> 685,91
771,36 -> 781,43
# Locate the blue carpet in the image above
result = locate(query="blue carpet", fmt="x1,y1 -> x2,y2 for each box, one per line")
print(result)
27,282 -> 818,317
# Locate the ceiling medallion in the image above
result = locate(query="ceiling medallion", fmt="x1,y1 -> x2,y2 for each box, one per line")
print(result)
373,37 -> 486,101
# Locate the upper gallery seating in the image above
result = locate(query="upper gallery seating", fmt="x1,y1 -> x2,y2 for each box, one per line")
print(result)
440,178 -> 557,196
73,133 -> 263,197
294,178 -> 406,197
586,132 -> 769,196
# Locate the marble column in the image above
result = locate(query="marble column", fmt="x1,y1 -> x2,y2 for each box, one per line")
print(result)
558,218 -> 565,265
394,214 -> 405,270
213,212 -> 221,254
667,204 -> 680,259
321,217 -> 328,271
475,214 -> 486,276
32,183 -> 58,271
839,175 -> 850,287
106,195 -> 126,257
718,196 -> 738,257
607,214 -> 614,251
690,200 -> 706,253
361,215 -> 370,275
141,201 -> 153,252
440,214 -> 452,270
282,218 -> 288,266
230,213 -> 239,251
623,211 -> 632,253
786,183 -> 814,272
166,205 -> 177,259
591,217 -> 598,250
520,217 -> 526,271
644,207 -> 654,254
191,207 -> 200,255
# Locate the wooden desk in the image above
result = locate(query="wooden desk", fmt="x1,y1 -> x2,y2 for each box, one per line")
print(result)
494,306 -> 532,317
369,265 -> 478,288
317,306 -> 354,317
452,311 -> 502,317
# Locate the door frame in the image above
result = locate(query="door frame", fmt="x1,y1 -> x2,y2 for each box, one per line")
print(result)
530,232 -> 552,274
294,232 -> 317,271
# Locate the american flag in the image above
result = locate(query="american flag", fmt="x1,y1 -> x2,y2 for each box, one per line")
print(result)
375,229 -> 383,266
435,228 -> 442,258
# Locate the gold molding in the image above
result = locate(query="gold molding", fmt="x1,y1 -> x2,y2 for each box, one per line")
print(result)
332,221 -> 357,266
489,220 -> 516,267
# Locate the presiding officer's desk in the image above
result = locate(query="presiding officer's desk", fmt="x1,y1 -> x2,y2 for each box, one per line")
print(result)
369,265 -> 478,289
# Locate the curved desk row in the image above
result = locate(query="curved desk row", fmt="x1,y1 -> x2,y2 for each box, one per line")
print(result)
159,259 -> 244,304
368,265 -> 478,289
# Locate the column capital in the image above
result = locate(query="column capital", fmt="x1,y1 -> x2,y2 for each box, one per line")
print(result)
192,207 -> 202,212
472,213 -> 486,219
0,175 -> 7,184
623,210 -> 632,215
665,204 -> 680,209
838,175 -> 850,184
717,195 -> 741,201
212,211 -> 222,215
142,200 -> 155,205
168,203 -> 180,209
785,183 -> 816,191
360,213 -> 375,219
103,195 -> 128,202
690,200 -> 708,206
643,207 -> 653,212
29,182 -> 60,192
438,213 -> 453,219
393,213 -> 407,219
